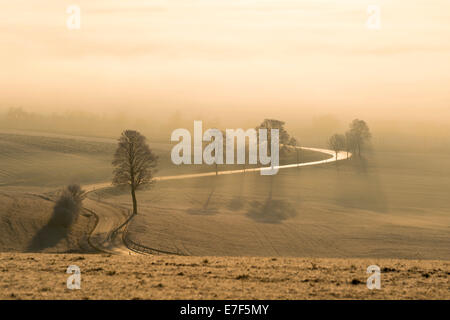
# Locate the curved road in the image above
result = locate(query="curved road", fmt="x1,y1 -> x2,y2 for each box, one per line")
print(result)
85,147 -> 348,190
0,129 -> 351,254
85,147 -> 351,255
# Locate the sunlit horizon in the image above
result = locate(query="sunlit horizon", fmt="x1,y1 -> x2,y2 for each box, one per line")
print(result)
1,0 -> 449,124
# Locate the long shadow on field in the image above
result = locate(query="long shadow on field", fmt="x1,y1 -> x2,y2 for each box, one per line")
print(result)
227,172 -> 247,211
228,196 -> 245,211
186,179 -> 218,216
246,198 -> 297,224
245,175 -> 297,223
335,155 -> 388,213
27,197 -> 79,252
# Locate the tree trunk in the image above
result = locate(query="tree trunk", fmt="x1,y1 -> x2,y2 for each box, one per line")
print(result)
268,174 -> 274,200
131,185 -> 138,215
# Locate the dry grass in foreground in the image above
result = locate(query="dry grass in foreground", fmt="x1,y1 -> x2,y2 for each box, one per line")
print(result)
0,253 -> 448,300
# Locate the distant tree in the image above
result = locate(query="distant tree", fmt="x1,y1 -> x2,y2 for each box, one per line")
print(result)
256,119 -> 295,156
288,137 -> 301,166
328,134 -> 346,159
112,130 -> 158,216
348,119 -> 371,156
6,107 -> 28,120
345,131 -> 357,159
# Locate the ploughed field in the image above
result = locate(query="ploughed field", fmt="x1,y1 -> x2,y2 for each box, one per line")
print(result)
99,152 -> 450,260
0,131 -> 328,254
1,131 -> 449,260
0,131 -> 449,299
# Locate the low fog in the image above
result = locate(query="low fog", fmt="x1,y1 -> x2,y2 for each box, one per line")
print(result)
1,0 -> 449,152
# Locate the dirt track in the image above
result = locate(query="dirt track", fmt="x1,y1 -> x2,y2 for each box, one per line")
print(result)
83,199 -> 133,255
82,147 -> 348,255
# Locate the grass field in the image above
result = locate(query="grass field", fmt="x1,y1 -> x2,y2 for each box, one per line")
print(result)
98,151 -> 450,260
0,133 -> 115,187
0,131 -> 448,299
0,191 -> 94,253
0,131 -> 331,253
0,132 -> 328,187
0,253 -> 448,300
1,132 -> 449,260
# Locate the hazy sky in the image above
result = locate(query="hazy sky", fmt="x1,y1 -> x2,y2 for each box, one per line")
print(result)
1,0 -> 450,122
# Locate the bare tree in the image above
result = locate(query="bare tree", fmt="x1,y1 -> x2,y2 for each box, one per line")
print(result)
112,130 -> 158,216
348,119 -> 371,156
328,134 -> 346,159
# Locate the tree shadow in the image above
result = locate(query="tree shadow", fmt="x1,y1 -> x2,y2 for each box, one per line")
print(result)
228,196 -> 245,211
186,179 -> 218,216
335,155 -> 389,213
245,173 -> 297,223
246,198 -> 297,224
294,165 -> 302,204
227,172 -> 247,211
27,194 -> 79,252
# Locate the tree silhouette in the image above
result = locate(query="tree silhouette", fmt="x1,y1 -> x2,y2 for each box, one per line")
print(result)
288,137 -> 301,166
345,131 -> 356,159
112,130 -> 158,215
328,134 -> 346,159
256,119 -> 295,156
348,119 -> 371,156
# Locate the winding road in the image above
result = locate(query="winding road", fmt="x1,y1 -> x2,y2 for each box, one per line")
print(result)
0,129 -> 351,254
84,147 -> 351,255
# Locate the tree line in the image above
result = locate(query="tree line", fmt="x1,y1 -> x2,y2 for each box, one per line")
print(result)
328,119 -> 371,159
47,118 -> 369,243
112,119 -> 370,219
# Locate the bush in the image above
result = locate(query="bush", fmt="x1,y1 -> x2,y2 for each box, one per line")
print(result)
49,184 -> 85,228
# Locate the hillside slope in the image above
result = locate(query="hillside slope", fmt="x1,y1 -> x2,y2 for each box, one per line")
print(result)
0,192 -> 94,253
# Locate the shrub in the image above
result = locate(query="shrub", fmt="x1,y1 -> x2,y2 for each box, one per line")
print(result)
49,184 -> 85,228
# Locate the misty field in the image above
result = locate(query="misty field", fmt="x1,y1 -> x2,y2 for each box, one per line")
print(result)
0,133 -> 115,187
2,0 -> 450,303
0,131 -> 449,299
98,151 -> 450,260
1,131 -> 449,259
